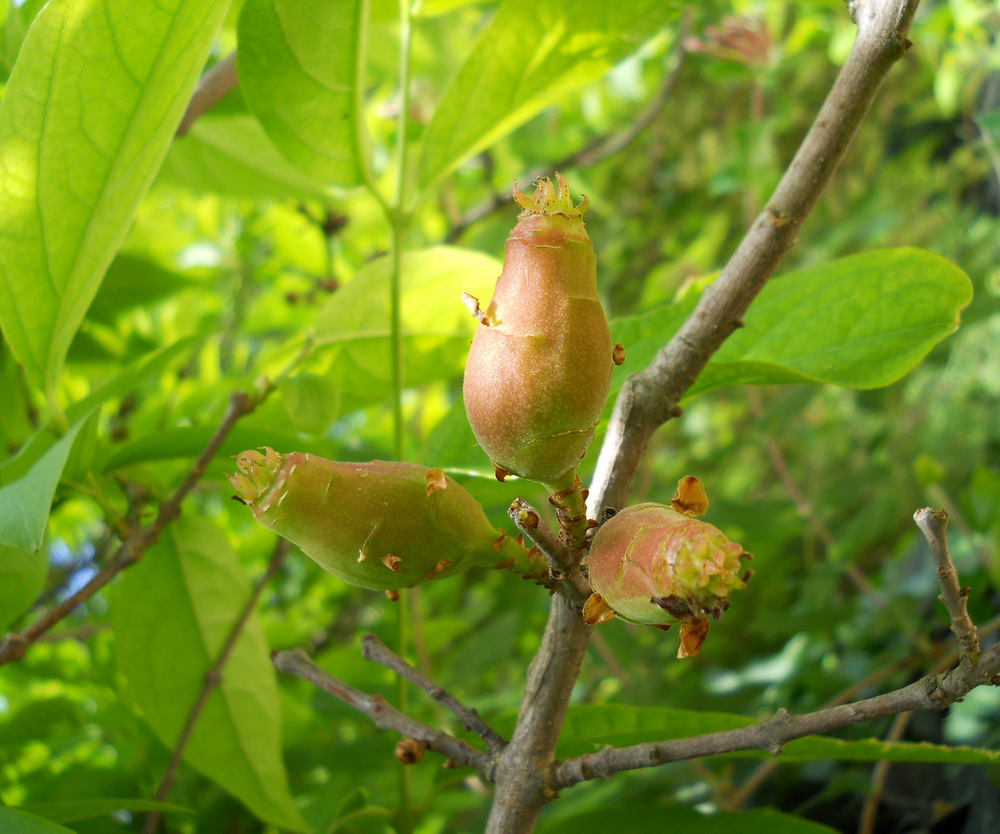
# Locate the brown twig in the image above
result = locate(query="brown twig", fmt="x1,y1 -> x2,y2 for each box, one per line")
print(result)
508,498 -> 591,605
142,538 -> 290,834
553,642 -> 1000,787
361,633 -> 507,754
445,16 -> 691,244
913,508 -> 981,657
272,648 -> 494,775
857,711 -> 913,834
176,52 -> 239,137
0,389 -> 265,667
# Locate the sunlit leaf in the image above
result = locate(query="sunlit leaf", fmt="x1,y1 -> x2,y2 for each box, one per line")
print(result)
0,0 -> 230,395
312,246 -> 503,410
0,543 -> 48,631
419,0 -> 682,187
238,0 -> 365,185
114,518 -> 309,832
160,115 -> 337,201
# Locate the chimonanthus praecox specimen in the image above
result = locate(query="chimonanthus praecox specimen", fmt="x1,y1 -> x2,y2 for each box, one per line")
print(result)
462,173 -> 620,491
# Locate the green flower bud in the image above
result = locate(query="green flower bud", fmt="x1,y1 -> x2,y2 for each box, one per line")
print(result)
231,449 -> 545,590
463,173 -> 615,489
583,478 -> 752,657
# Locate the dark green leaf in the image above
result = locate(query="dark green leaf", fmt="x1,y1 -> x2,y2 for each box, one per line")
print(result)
0,808 -> 74,834
539,806 -> 839,834
20,799 -> 194,825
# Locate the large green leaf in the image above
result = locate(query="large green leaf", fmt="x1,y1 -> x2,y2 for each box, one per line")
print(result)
160,114 -> 338,201
238,0 -> 364,186
0,0 -> 230,396
0,543 -> 48,631
0,808 -> 74,834
544,705 -> 1000,764
419,0 -> 682,187
539,806 -> 838,834
611,249 -> 972,397
312,246 -> 502,410
114,518 -> 308,832
20,799 -> 194,825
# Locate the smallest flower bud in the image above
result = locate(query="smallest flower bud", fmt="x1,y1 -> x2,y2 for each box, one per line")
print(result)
584,477 -> 752,658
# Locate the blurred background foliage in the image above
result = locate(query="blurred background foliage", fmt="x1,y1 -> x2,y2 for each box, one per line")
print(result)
1,0 -> 999,832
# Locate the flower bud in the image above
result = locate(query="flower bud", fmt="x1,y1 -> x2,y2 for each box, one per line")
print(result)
583,478 -> 752,657
463,174 -> 614,489
230,449 -> 545,590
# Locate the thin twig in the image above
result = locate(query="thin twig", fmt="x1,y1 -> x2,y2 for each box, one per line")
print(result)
729,612 -> 1000,809
508,498 -> 591,605
176,52 -> 239,137
361,633 -> 507,754
913,508 -> 981,657
272,648 -> 494,776
857,711 -> 912,834
0,389 -> 265,667
554,641 -> 1000,787
142,539 -> 290,834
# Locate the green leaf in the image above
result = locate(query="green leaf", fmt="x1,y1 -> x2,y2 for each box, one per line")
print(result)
0,543 -> 48,632
312,246 -> 502,410
0,0 -> 231,396
546,705 -> 1000,765
160,115 -> 338,201
419,0 -> 682,187
539,806 -> 838,834
238,0 -> 364,186
0,421 -> 87,551
610,249 -> 972,397
275,374 -> 342,434
692,249 -> 972,394
86,254 -> 198,325
100,423 -> 309,474
0,808 -> 74,834
114,518 -> 308,832
0,337 -> 200,550
20,799 -> 194,825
